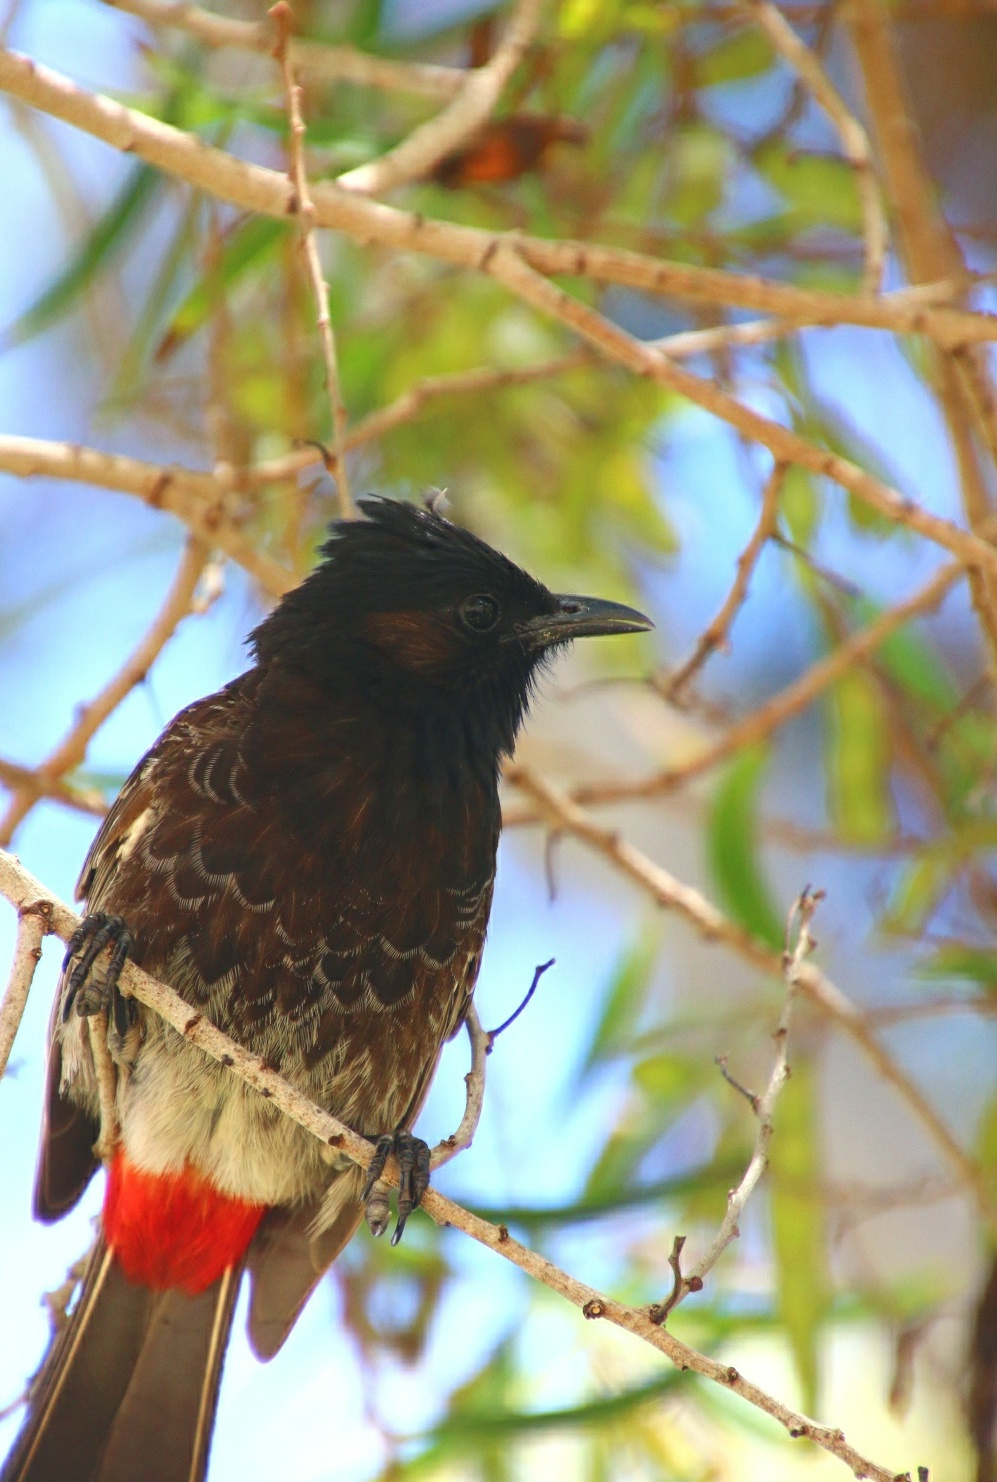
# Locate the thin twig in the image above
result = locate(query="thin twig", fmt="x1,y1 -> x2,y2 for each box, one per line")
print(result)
0,901 -> 48,1077
650,888 -> 820,1322
0,848 -> 905,1481
575,558 -> 966,806
271,3 -> 352,519
247,352 -> 594,486
247,283 -> 975,486
337,0 -> 543,196
103,0 -> 465,96
506,766 -> 997,1230
431,1003 -> 490,1172
666,463 -> 786,700
0,536 -> 211,845
740,0 -> 887,291
488,958 -> 555,1041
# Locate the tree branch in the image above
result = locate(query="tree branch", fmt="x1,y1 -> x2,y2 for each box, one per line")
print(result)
484,243 -> 997,579
0,48 -> 994,352
739,0 -> 887,291
0,899 -> 49,1077
271,2 -> 352,518
579,558 -> 966,803
665,463 -> 786,701
0,755 -> 106,819
0,434 -> 293,596
0,848 -> 906,1481
103,0 -> 465,96
651,888 -> 821,1321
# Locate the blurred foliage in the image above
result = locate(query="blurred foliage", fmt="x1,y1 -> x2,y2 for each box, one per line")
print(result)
5,0 -> 997,1476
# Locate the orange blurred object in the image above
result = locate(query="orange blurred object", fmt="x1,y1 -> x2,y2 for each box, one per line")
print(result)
432,114 -> 588,188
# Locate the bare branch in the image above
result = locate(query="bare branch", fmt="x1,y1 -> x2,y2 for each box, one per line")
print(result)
0,435 -> 293,596
1,49 -> 995,353
247,292 -> 961,487
580,558 -> 966,803
0,537 -> 211,844
484,243 -> 997,579
0,848 -> 905,1481
846,0 -> 997,675
666,463 -> 786,701
651,888 -> 822,1321
270,2 -> 352,519
103,0 -> 465,96
739,0 -> 887,291
0,901 -> 48,1078
337,0 -> 543,196
237,354 -> 593,488
431,1003 -> 490,1173
0,755 -> 106,819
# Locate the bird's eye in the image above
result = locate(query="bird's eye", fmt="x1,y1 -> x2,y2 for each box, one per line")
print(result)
458,594 -> 500,633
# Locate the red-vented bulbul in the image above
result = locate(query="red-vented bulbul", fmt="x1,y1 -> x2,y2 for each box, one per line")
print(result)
4,495 -> 651,1482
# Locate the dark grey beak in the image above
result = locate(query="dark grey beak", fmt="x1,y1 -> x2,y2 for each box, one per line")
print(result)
515,593 -> 654,649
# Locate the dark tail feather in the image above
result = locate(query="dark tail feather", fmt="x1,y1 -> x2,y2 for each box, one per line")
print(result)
3,1236 -> 242,1482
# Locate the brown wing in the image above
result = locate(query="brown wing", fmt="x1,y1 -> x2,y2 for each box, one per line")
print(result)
34,676 -> 258,1220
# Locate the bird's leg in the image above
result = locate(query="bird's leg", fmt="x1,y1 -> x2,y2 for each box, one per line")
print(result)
361,1131 -> 431,1245
62,912 -> 137,1045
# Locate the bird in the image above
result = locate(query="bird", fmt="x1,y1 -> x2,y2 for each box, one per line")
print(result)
4,494 -> 652,1482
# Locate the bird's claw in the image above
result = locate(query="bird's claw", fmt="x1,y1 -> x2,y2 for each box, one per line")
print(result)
62,913 -> 137,1042
362,1131 -> 431,1245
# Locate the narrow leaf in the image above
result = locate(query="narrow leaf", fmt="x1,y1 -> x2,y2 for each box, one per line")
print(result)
707,745 -> 783,950
769,1054 -> 830,1414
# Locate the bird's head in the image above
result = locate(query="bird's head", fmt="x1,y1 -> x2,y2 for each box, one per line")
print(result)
251,495 -> 652,764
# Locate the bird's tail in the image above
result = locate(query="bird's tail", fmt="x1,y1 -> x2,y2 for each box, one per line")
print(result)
2,1234 -> 242,1482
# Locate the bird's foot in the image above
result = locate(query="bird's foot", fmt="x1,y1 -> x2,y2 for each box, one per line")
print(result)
362,1131 -> 431,1246
62,912 -> 137,1042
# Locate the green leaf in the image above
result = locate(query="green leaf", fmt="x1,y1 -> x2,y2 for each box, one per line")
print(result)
583,926 -> 660,1071
157,215 -> 289,357
868,608 -> 958,713
885,819 -> 997,932
469,1156 -> 748,1229
4,166 -> 159,346
976,1093 -> 997,1207
696,27 -> 774,86
666,122 -> 731,227
755,143 -> 862,236
769,1054 -> 830,1414
707,745 -> 783,950
779,465 -> 821,548
825,669 -> 894,844
917,945 -> 997,991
